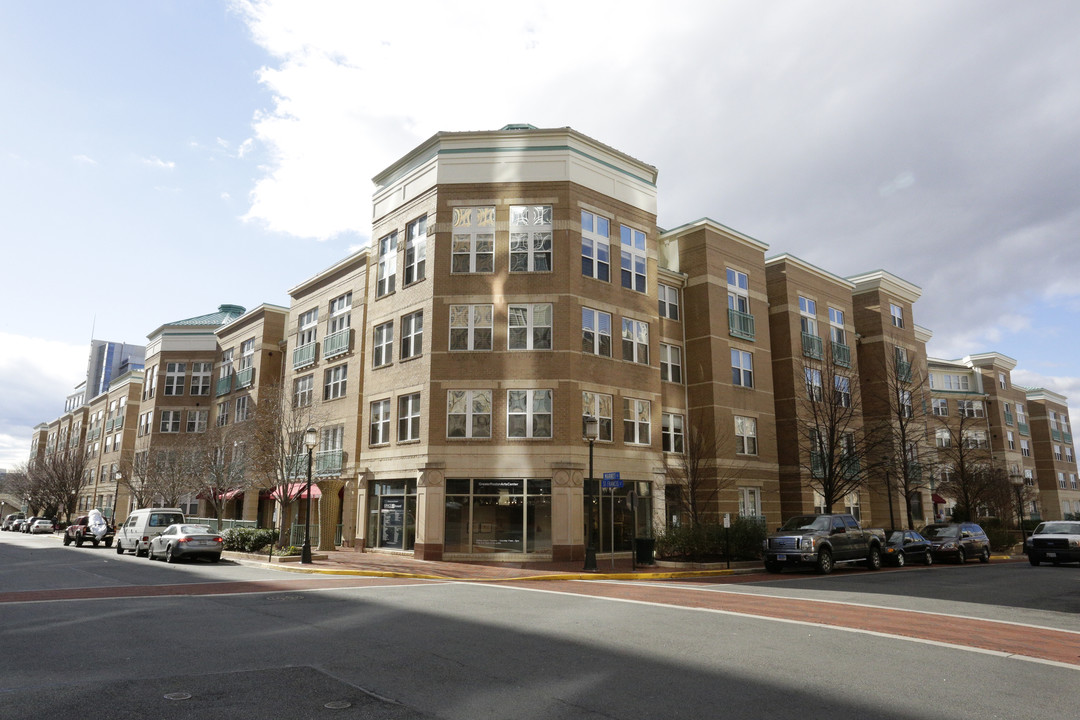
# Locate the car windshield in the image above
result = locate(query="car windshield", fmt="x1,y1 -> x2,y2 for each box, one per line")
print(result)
781,516 -> 832,532
886,531 -> 904,543
922,525 -> 959,539
1035,522 -> 1080,535
180,525 -> 212,534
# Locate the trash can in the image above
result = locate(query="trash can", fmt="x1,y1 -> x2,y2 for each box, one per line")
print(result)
634,537 -> 655,565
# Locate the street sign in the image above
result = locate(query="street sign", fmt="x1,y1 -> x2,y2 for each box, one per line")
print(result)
601,471 -> 622,489
602,471 -> 620,480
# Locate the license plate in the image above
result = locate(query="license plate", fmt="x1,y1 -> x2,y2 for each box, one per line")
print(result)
776,554 -> 787,561
1047,552 -> 1057,558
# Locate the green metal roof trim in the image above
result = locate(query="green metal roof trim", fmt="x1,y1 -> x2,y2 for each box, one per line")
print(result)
167,304 -> 247,327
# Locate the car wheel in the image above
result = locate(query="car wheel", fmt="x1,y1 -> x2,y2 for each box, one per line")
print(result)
895,551 -> 906,568
924,551 -> 933,566
115,540 -> 124,555
956,547 -> 966,564
147,544 -> 156,561
135,546 -> 147,558
104,538 -> 112,548
1029,554 -> 1040,566
865,546 -> 882,570
979,547 -> 990,564
165,545 -> 177,564
91,539 -> 99,547
210,555 -> 220,564
62,534 -> 71,546
816,549 -> 834,575
75,535 -> 83,547
764,560 -> 782,574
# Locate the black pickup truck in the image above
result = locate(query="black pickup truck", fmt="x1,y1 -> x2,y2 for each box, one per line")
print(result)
763,513 -> 885,574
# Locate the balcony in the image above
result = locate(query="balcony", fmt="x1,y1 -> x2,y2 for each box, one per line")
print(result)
1019,422 -> 1030,436
727,309 -> 755,341
831,341 -> 851,368
215,375 -> 233,397
235,367 -> 254,389
87,427 -> 101,441
1003,411 -> 1014,426
323,328 -> 351,360
293,342 -> 316,370
314,449 -> 344,477
1052,428 -> 1062,442
1065,432 -> 1073,445
801,333 -> 823,360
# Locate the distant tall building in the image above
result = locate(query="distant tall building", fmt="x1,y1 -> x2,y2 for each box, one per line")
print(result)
65,340 -> 146,412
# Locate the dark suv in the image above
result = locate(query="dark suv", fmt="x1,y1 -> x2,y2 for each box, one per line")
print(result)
921,523 -> 991,564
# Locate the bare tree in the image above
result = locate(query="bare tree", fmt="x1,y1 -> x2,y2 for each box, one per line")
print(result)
931,400 -> 1000,519
26,448 -> 90,521
664,408 -> 743,528
131,436 -> 201,509
187,423 -> 253,525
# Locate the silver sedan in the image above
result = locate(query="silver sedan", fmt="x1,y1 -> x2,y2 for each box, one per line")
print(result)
147,524 -> 224,563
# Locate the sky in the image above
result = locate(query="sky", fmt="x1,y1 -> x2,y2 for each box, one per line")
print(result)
2,0 -> 1079,468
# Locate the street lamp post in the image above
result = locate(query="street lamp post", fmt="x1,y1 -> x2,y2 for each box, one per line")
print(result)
583,415 -> 598,572
301,426 -> 318,564
1011,474 -> 1025,547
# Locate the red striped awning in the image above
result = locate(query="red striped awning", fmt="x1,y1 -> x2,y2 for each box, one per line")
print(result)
932,493 -> 946,504
269,482 -> 322,501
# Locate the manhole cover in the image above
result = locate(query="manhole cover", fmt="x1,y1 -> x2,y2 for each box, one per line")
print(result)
163,692 -> 192,700
324,701 -> 352,709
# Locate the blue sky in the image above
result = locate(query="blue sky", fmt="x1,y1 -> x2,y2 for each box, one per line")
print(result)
2,0 -> 1080,467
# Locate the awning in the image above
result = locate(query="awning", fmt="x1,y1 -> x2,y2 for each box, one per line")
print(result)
196,489 -> 245,501
270,482 -> 322,501
932,493 -> 946,504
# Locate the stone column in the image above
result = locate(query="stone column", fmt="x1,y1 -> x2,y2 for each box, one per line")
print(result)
315,479 -> 345,551
414,463 -> 445,560
551,465 -> 584,562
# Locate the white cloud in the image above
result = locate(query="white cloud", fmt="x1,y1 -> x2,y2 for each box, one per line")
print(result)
221,191 -> 232,200
72,154 -> 96,165
141,155 -> 176,170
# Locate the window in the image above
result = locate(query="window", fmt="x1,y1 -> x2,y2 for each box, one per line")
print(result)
239,338 -> 255,372
731,349 -> 754,388
145,364 -> 157,399
377,231 -> 397,297
451,206 -> 495,273
738,487 -> 761,518
582,392 -> 613,442
1021,439 -> 1031,457
581,210 -> 610,281
507,389 -> 552,439
398,393 -> 421,441
1059,472 -> 1067,489
187,409 -> 208,434
942,374 -> 970,391
294,375 -> 313,408
164,363 -> 186,396
962,430 -> 987,449
932,398 -> 949,416
404,216 -> 426,285
621,318 -> 649,364
727,269 -> 749,313
658,284 -> 679,320
235,395 -> 250,422
735,416 -> 757,455
191,362 -> 212,396
159,410 -> 181,433
799,296 -> 818,336
804,367 -> 823,401
623,398 -> 651,445
662,413 -> 684,453
1067,447 -> 1075,464
999,372 -> 1007,389
582,308 -> 612,357
449,304 -> 493,351
890,303 -> 904,328
1007,431 -> 1015,450
620,225 -> 647,292
835,375 -> 851,407
328,293 -> 352,334
139,411 -> 153,436
1054,444 -> 1063,461
219,349 -> 234,383
373,322 -> 393,367
216,401 -> 229,427
508,304 -> 552,350
324,365 -> 347,400
447,390 -> 492,438
957,400 -> 984,418
321,425 -> 344,457
660,344 -> 682,383
828,307 -> 846,344
401,311 -> 423,360
369,399 -> 390,445
1017,403 -> 1027,425
1071,473 -> 1078,489
509,205 -> 552,272
298,308 -> 318,347
900,390 -> 913,418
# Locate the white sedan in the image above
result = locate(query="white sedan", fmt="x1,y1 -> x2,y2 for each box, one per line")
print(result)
147,524 -> 224,563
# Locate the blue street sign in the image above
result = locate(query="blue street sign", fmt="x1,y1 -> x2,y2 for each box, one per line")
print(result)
602,472 -> 620,480
601,471 -> 623,489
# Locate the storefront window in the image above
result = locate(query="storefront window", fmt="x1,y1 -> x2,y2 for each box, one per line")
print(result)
588,480 -> 652,553
444,478 -> 551,554
366,479 -> 416,551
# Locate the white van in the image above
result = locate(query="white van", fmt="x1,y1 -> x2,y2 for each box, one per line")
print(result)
115,508 -> 186,557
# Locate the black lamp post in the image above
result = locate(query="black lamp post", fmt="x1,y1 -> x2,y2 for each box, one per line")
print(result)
583,415 -> 598,572
301,426 -> 318,564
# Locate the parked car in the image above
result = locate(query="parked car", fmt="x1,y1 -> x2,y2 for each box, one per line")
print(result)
115,508 -> 186,557
882,529 -> 934,567
147,524 -> 224,563
1025,521 -> 1080,566
9,517 -> 29,532
63,510 -> 114,547
921,522 -> 991,564
20,516 -> 42,533
29,518 -> 54,534
2,513 -> 25,531
763,513 -> 885,574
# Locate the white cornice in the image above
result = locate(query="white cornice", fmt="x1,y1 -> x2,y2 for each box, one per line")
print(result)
764,253 -> 855,289
660,217 -> 770,253
847,269 -> 922,303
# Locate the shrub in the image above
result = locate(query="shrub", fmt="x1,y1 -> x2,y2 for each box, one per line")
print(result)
654,517 -> 766,562
222,527 -> 277,553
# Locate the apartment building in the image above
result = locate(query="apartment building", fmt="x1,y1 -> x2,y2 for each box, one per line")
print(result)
80,369 -> 142,519
1026,388 -> 1079,519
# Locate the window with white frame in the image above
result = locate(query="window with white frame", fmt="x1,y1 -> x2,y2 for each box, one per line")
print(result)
623,398 -> 650,445
219,349 -> 234,380
298,308 -> 318,347
828,307 -> 846,343
293,375 -> 313,408
321,425 -> 344,455
582,307 -> 612,357
1021,439 -> 1031,457
509,205 -> 552,272
164,363 -> 186,396
239,338 -> 255,372
942,374 -> 970,391
187,409 -> 208,434
1062,414 -> 1071,434
660,344 -> 682,383
373,322 -> 393,367
447,389 -> 492,439
658,283 -> 679,320
451,206 -> 495,273
662,413 -> 684,453
621,318 -> 649,364
508,304 -> 552,350
1071,473 -> 1078,489
932,398 -> 949,416
935,428 -> 951,448
191,362 -> 212,395
507,389 -> 552,438
727,269 -> 749,313
619,225 -> 647,292
449,304 -> 493,351
377,231 -> 397,297
400,311 -> 423,360
581,392 -> 613,442
145,364 -> 157,398
835,374 -> 851,407
1067,447 -> 1074,463
139,410 -> 153,436
369,399 -> 390,445
999,372 -> 1007,389
235,395 -> 250,422
735,416 -> 758,455
328,292 -> 352,334
799,296 -> 818,335
323,365 -> 347,400
731,349 -> 753,388
804,367 -> 823,401
1059,472 -> 1067,489
217,401 -> 229,426
1017,403 -> 1027,425
159,410 -> 181,433
1054,444 -> 1063,461
1024,468 -> 1034,485
398,393 -> 421,441
738,487 -> 761,518
962,430 -> 987,449
581,210 -> 610,281
900,390 -> 913,418
890,303 -> 904,328
404,216 -> 426,285
957,400 -> 984,418
1007,430 -> 1015,449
